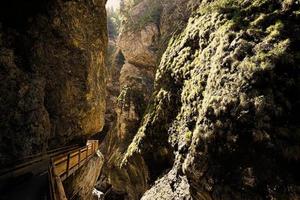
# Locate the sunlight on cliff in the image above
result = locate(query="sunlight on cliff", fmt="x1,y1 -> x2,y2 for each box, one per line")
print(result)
106,0 -> 121,10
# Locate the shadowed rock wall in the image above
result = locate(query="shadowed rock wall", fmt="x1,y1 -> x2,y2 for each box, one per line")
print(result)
0,0 -> 107,167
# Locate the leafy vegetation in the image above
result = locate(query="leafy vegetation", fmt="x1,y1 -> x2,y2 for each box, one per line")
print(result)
121,0 -> 162,31
106,7 -> 121,73
107,7 -> 121,39
199,0 -> 238,14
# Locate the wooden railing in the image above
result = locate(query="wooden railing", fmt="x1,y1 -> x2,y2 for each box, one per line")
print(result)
48,140 -> 99,200
0,145 -> 79,183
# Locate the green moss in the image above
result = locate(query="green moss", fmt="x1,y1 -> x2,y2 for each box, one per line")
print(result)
249,0 -> 271,8
185,131 -> 192,142
199,0 -> 239,15
116,1 -> 300,197
241,39 -> 290,70
123,0 -> 162,31
294,10 -> 300,17
117,86 -> 129,104
250,13 -> 268,27
266,20 -> 284,38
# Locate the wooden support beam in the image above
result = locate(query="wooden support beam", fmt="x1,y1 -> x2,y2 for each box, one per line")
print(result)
48,140 -> 100,200
53,167 -> 67,200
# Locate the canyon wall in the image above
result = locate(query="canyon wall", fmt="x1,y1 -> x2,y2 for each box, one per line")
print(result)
101,0 -> 300,199
100,0 -> 198,199
0,0 -> 107,167
1,0 -> 298,199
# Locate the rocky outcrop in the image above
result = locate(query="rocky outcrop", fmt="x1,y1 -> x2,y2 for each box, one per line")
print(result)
123,0 -> 300,199
119,22 -> 159,67
64,151 -> 104,200
0,0 -> 107,166
159,0 -> 200,55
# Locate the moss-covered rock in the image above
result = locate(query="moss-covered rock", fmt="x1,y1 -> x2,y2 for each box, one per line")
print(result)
99,0 -> 198,199
123,0 -> 300,199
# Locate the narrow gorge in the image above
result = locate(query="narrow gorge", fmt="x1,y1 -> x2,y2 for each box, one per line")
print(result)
0,0 -> 299,200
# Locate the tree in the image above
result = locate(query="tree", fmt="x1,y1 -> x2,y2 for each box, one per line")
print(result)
107,7 -> 121,39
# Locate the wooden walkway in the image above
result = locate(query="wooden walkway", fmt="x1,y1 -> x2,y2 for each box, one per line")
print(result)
0,140 -> 99,200
49,140 -> 99,200
0,145 -> 79,183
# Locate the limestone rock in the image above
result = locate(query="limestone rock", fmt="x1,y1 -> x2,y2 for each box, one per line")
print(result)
141,168 -> 192,200
119,23 -> 159,67
32,0 -> 107,145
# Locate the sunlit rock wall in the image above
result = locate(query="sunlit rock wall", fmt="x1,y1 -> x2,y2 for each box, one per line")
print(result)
100,0 -> 197,199
126,0 -> 300,199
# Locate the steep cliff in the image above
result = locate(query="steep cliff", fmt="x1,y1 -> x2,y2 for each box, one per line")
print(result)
103,9 -> 122,134
123,0 -> 300,199
2,0 -> 299,199
99,0 -> 300,199
0,0 -> 107,166
100,0 -> 198,199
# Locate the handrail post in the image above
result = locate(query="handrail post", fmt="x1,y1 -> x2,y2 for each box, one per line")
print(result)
78,149 -> 81,167
66,153 -> 70,177
86,147 -> 88,160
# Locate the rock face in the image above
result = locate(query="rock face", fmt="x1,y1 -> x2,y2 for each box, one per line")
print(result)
33,0 -> 107,145
64,151 -> 104,200
0,50 -> 51,165
119,22 -> 159,67
0,0 -> 107,166
1,0 -> 299,199
100,0 -> 197,199
122,0 -> 300,199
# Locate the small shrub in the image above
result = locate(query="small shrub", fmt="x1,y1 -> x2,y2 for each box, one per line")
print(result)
199,0 -> 239,15
122,0 -> 162,31
185,131 -> 192,142
107,8 -> 121,39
